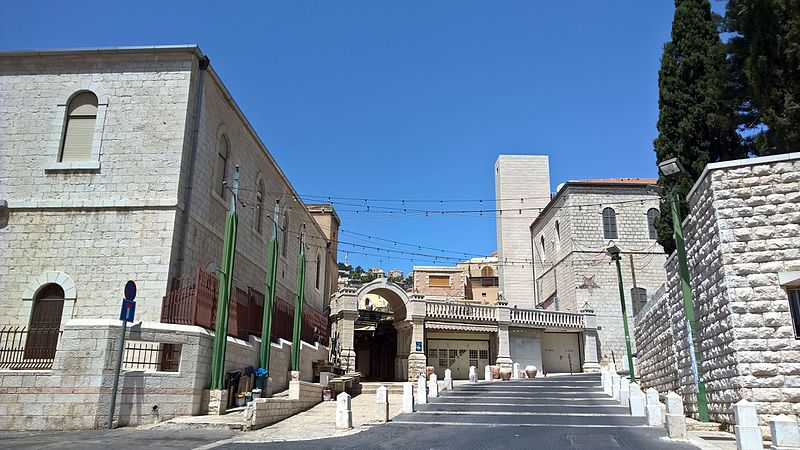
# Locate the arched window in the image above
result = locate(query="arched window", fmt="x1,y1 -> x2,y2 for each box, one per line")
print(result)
256,180 -> 265,233
25,284 -> 65,360
555,221 -> 561,240
215,136 -> 229,199
281,212 -> 290,257
647,208 -> 659,240
481,266 -> 494,277
60,92 -> 98,162
602,208 -> 618,239
540,235 -> 546,253
631,287 -> 648,316
315,253 -> 322,289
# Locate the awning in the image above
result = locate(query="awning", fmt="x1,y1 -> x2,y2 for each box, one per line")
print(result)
425,321 -> 498,333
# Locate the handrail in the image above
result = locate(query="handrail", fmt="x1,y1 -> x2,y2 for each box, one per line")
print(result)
425,302 -> 498,322
510,308 -> 584,329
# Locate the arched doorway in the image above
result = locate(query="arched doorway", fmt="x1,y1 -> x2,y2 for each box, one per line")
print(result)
25,283 -> 65,359
352,279 -> 409,381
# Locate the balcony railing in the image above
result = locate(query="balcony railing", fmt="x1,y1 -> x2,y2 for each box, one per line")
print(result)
0,326 -> 61,370
510,308 -> 584,329
426,302 -> 498,322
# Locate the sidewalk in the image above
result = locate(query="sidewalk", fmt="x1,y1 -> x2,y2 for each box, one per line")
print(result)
689,431 -> 770,450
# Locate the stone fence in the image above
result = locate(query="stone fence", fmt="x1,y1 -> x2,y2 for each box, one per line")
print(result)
0,318 -> 328,430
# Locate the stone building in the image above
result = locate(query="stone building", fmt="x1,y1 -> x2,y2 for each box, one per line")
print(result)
634,153 -> 800,434
0,46 -> 336,429
457,255 -> 500,304
528,178 -> 667,370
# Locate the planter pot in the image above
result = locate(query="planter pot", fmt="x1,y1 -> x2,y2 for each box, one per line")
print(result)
499,368 -> 512,381
524,365 -> 538,378
491,366 -> 500,379
322,389 -> 332,401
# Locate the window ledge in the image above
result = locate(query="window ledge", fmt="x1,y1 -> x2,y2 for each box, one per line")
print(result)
45,161 -> 101,173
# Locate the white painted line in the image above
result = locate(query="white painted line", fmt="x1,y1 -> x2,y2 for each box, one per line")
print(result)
443,395 -> 610,399
431,402 -> 627,408
391,421 -> 651,429
416,411 -> 632,417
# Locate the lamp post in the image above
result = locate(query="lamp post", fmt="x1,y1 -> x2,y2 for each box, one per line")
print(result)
606,242 -> 635,382
658,157 -> 710,422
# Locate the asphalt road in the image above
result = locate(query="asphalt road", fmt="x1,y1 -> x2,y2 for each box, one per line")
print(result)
0,428 -> 236,450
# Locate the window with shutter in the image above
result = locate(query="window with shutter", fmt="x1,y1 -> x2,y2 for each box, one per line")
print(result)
59,92 -> 98,162
602,208 -> 618,239
647,208 -> 659,240
215,136 -> 229,199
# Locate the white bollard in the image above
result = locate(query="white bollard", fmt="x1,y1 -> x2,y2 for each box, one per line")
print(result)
375,385 -> 389,423
444,369 -> 453,391
601,369 -> 608,389
645,388 -> 663,427
428,373 -> 439,399
336,392 -> 353,429
484,365 -> 492,382
512,363 -> 520,379
403,382 -> 415,413
628,383 -> 646,417
665,392 -> 687,440
734,399 -> 763,450
770,414 -> 800,450
619,378 -> 630,408
417,374 -> 427,404
611,373 -> 621,400
469,366 -> 477,383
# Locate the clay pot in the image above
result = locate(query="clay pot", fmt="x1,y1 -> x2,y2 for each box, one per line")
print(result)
524,365 -> 538,378
426,366 -> 435,379
491,366 -> 500,379
499,368 -> 512,381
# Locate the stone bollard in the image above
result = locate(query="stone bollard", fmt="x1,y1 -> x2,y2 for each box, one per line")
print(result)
336,392 -> 353,430
469,366 -> 478,383
734,399 -> 763,450
770,414 -> 800,450
645,388 -> 663,427
665,392 -> 687,440
512,363 -> 520,379
403,382 -> 415,413
428,373 -> 439,399
375,385 -> 389,423
611,373 -> 621,400
484,365 -> 492,382
444,369 -> 453,391
601,369 -> 608,390
619,378 -> 630,408
417,374 -> 427,405
628,383 -> 646,417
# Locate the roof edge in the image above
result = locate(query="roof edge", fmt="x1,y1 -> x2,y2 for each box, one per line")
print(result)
0,45 -> 203,58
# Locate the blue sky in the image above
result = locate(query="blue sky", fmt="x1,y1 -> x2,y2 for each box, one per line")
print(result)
1,1 -> 680,273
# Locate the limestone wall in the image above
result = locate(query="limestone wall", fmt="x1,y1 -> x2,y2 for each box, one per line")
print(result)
633,283 -> 679,398
246,380 -> 322,430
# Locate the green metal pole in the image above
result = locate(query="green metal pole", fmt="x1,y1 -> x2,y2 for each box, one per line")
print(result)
670,190 -> 710,422
211,167 -> 240,390
613,255 -> 636,382
291,226 -> 306,372
259,202 -> 280,372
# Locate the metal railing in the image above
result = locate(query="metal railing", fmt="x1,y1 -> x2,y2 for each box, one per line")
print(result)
0,326 -> 61,370
510,308 -> 584,329
123,341 -> 181,372
425,302 -> 498,322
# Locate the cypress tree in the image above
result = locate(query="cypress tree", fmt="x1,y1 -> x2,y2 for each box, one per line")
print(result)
725,0 -> 800,154
653,0 -> 742,254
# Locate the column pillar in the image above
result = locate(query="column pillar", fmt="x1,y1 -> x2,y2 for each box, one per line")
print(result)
495,304 -> 512,369
581,304 -> 601,372
333,308 -> 358,373
407,295 -> 427,380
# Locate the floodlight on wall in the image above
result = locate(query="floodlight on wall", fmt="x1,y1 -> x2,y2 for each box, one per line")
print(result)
658,157 -> 686,180
605,241 -> 621,259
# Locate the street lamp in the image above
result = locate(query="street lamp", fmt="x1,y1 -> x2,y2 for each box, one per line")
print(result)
658,157 -> 710,423
606,242 -> 635,382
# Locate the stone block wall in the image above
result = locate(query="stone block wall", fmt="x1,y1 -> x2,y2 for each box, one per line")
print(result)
246,380 -> 322,430
634,283 -> 679,398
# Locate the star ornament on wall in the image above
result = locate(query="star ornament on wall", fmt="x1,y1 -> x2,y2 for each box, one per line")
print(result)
578,275 -> 600,294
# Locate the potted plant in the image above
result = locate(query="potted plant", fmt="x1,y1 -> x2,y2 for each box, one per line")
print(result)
499,367 -> 512,380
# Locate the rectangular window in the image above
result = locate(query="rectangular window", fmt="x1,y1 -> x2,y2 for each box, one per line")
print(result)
789,289 -> 800,339
429,275 -> 450,287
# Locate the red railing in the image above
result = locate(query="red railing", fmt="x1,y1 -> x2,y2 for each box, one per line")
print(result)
161,268 -> 328,344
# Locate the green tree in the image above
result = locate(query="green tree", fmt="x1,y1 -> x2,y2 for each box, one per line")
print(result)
725,0 -> 800,154
654,0 -> 744,253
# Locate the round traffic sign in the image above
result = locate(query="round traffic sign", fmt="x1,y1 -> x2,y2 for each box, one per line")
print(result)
124,280 -> 137,301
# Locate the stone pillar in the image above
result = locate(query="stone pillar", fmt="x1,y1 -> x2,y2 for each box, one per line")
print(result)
407,296 -> 427,381
495,306 -> 513,369
580,305 -> 601,372
512,362 -> 520,379
770,415 -> 800,450
416,374 -> 427,405
394,321 -> 411,381
665,392 -> 687,440
484,365 -> 493,382
645,388 -> 663,427
333,309 -> 358,373
619,377 -> 630,407
734,399 -> 763,450
336,392 -> 353,430
403,382 -> 415,413
428,373 -> 439,399
628,383 -> 646,417
469,366 -> 477,383
611,373 -> 621,400
375,385 -> 389,423
444,369 -> 453,390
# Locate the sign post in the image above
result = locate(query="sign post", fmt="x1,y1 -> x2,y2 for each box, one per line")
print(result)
109,280 -> 136,429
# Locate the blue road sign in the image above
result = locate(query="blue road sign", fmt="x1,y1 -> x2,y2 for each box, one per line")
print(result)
415,341 -> 422,352
120,299 -> 136,323
124,280 -> 137,301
